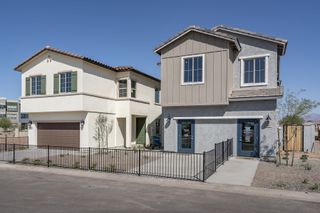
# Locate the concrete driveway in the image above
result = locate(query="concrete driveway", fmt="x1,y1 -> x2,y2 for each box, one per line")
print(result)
0,163 -> 319,213
206,157 -> 259,186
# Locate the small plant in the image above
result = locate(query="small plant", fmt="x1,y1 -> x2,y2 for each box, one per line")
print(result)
47,160 -> 52,165
32,159 -> 42,165
300,154 -> 308,162
21,158 -> 30,163
275,181 -> 287,188
59,154 -> 66,158
73,161 -> 80,169
108,164 -> 116,172
309,183 -> 320,191
302,178 -> 309,184
91,163 -> 97,170
304,163 -> 312,171
81,155 -> 86,158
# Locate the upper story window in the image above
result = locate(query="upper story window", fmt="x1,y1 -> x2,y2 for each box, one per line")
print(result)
181,54 -> 204,85
21,113 -> 29,119
60,72 -> 72,93
0,105 -> 6,110
54,71 -> 77,94
6,103 -> 18,112
155,88 -> 160,104
131,80 -> 136,98
119,80 -> 127,98
240,55 -> 269,87
31,76 -> 42,95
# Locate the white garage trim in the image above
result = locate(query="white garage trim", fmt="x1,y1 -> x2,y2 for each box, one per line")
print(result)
173,115 -> 264,120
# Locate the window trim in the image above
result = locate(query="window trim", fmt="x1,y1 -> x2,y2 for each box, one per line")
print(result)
181,54 -> 205,85
240,54 -> 269,87
59,71 -> 72,93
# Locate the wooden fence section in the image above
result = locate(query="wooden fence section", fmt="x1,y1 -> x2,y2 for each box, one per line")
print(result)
283,125 -> 304,151
0,136 -> 28,145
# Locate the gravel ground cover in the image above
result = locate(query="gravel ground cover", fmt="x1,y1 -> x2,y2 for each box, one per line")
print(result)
252,154 -> 320,193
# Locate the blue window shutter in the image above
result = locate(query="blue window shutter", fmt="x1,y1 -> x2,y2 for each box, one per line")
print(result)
25,77 -> 30,96
40,76 -> 46,95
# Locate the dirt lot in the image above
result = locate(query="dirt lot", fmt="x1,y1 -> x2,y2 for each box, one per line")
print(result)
252,154 -> 320,193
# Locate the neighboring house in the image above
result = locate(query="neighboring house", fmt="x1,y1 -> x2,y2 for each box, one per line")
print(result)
155,25 -> 287,158
15,47 -> 161,148
0,97 -> 28,129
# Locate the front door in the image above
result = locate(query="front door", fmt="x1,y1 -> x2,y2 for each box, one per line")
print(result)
237,119 -> 259,157
178,120 -> 195,153
136,117 -> 146,145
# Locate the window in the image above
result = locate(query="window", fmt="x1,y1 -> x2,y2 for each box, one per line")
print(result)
182,55 -> 204,84
0,105 -> 6,110
119,80 -> 127,97
31,76 -> 42,95
155,88 -> 160,104
241,55 -> 268,86
131,80 -> 136,98
21,113 -> 29,119
60,72 -> 72,93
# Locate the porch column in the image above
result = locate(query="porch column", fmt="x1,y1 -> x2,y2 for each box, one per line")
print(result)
125,115 -> 132,148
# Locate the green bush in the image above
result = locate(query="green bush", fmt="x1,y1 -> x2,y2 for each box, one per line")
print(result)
73,162 -> 80,169
32,159 -> 42,165
309,183 -> 320,191
21,158 -> 30,163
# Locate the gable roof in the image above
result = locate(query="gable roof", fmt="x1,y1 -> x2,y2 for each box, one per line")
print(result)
213,25 -> 288,55
154,25 -> 241,54
14,46 -> 160,82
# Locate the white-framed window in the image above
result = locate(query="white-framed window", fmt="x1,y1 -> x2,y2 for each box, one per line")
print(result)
240,54 -> 269,87
181,54 -> 205,85
31,75 -> 42,95
118,79 -> 127,98
60,72 -> 72,93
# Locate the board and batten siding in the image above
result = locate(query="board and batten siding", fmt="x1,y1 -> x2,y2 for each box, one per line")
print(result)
160,31 -> 233,106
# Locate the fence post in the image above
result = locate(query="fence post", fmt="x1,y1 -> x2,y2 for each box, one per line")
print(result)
88,147 -> 91,170
222,142 -> 225,164
214,143 -> 217,172
202,151 -> 206,182
5,135 -> 7,151
47,145 -> 50,167
13,144 -> 15,164
138,149 -> 141,176
226,140 -> 229,161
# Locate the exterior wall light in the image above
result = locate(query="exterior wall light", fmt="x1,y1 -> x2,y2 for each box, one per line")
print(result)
265,114 -> 272,127
28,121 -> 32,129
80,120 -> 85,129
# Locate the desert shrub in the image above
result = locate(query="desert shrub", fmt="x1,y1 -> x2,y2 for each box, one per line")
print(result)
274,181 -> 287,188
32,159 -> 42,165
302,179 -> 309,184
309,183 -> 320,192
21,158 -> 30,163
300,154 -> 308,162
73,162 -> 80,169
107,164 -> 116,172
304,163 -> 312,171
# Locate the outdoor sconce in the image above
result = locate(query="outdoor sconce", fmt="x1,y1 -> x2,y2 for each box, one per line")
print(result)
80,120 -> 85,129
265,114 -> 272,127
28,121 -> 32,129
165,114 -> 171,123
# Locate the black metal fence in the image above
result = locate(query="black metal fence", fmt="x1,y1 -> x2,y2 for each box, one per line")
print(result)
0,139 -> 233,182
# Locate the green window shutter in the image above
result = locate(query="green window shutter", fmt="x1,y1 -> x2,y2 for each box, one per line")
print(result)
71,71 -> 77,92
25,77 -> 30,96
40,76 -> 46,95
54,74 -> 59,94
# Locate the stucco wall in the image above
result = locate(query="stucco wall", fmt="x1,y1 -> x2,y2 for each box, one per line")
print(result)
163,100 -> 278,157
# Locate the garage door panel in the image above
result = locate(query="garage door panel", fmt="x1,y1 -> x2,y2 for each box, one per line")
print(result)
38,123 -> 80,148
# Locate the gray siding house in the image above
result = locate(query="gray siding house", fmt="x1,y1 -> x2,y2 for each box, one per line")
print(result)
155,25 -> 287,159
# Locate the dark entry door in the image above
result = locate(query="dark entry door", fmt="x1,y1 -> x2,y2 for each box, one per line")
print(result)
178,120 -> 195,153
136,118 -> 146,145
237,119 -> 259,157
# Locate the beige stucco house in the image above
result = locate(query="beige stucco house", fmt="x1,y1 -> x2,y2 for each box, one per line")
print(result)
15,47 -> 161,148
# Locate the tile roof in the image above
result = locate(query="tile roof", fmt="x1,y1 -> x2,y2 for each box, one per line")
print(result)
14,46 -> 160,82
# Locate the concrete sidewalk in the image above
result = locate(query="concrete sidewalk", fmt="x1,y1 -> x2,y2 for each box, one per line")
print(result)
206,157 -> 259,186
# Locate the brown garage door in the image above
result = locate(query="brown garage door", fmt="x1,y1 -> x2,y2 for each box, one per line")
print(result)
37,123 -> 80,148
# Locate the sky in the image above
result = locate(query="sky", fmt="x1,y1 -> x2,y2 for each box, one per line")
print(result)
0,0 -> 319,112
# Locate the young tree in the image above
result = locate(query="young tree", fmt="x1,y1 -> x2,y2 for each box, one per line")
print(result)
93,114 -> 113,149
0,118 -> 13,132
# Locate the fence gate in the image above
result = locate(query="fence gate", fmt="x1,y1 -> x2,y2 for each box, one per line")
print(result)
283,125 -> 304,151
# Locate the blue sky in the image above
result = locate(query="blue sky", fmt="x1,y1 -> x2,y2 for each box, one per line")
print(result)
0,0 -> 319,112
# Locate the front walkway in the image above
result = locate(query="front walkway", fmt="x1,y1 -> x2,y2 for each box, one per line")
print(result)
206,157 -> 259,186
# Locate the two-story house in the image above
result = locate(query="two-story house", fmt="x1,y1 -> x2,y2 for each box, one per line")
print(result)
15,47 -> 161,148
155,25 -> 287,159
